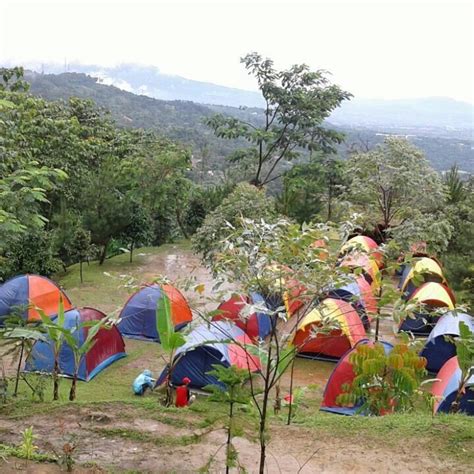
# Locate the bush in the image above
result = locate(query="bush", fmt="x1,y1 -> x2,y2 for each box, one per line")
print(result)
2,231 -> 62,280
337,342 -> 428,415
192,183 -> 279,265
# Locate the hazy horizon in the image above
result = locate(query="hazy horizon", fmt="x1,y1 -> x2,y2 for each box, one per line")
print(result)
1,0 -> 473,103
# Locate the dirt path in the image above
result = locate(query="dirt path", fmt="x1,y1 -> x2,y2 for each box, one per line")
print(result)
0,404 -> 465,473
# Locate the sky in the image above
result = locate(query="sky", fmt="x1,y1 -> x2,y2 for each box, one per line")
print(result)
0,0 -> 473,103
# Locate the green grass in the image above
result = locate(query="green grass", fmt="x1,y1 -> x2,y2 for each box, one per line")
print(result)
55,243 -> 189,312
90,427 -> 201,447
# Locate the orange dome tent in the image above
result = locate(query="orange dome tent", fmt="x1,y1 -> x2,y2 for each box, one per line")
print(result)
293,298 -> 367,360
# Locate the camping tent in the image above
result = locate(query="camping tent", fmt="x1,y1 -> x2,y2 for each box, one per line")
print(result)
157,321 -> 261,389
355,276 -> 378,315
420,312 -> 474,373
25,307 -> 126,381
339,253 -> 380,294
327,277 -> 372,330
399,257 -> 446,298
431,356 -> 474,415
340,235 -> 383,268
117,283 -> 192,342
320,339 -> 393,415
399,282 -> 456,336
213,293 -> 272,340
293,298 -> 367,360
0,274 -> 73,325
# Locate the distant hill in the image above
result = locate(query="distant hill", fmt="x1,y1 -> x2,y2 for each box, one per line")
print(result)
23,70 -> 474,174
26,62 -> 265,109
23,62 -> 474,135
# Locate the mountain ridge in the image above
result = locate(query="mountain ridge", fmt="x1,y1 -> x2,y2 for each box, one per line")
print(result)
20,69 -> 474,174
9,62 -> 474,133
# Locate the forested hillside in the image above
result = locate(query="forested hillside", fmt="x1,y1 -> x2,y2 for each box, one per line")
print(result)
24,71 -> 474,174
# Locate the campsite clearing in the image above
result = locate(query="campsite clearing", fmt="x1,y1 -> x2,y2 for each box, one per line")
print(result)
0,244 -> 473,472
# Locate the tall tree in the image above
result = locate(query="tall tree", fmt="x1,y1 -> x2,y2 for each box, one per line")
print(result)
205,52 -> 351,186
346,137 -> 447,246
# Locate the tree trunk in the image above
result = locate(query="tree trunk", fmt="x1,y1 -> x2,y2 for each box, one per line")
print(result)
287,357 -> 296,425
99,240 -> 109,265
327,184 -> 333,222
450,379 -> 467,414
53,357 -> 60,401
273,382 -> 281,414
175,208 -> 189,239
79,260 -> 83,283
129,242 -> 134,263
225,401 -> 234,474
14,339 -> 25,397
69,373 -> 78,401
258,409 -> 267,474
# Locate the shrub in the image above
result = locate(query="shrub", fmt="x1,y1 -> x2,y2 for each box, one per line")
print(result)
192,183 -> 279,266
337,342 -> 428,415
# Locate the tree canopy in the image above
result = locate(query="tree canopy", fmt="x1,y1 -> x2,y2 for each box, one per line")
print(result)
205,52 -> 352,186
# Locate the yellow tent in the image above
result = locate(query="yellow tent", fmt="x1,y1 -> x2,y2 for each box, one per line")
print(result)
400,257 -> 445,292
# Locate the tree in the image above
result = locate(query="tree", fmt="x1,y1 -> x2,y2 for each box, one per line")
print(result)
346,137 -> 447,246
200,218 -> 349,473
192,183 -> 279,265
68,227 -> 92,283
156,287 -> 186,406
37,297 -> 69,401
2,231 -> 62,281
205,365 -> 251,473
278,156 -> 346,223
205,52 -> 351,186
0,315 -> 48,397
120,204 -> 152,263
336,342 -> 428,415
444,164 -> 465,205
60,317 -> 108,401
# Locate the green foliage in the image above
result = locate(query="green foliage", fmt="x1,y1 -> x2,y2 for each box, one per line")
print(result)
205,365 -> 252,473
1,231 -> 62,280
278,156 -> 346,223
19,426 -> 38,460
156,292 -> 186,352
59,317 -> 109,401
445,165 -> 465,204
119,203 -> 153,262
449,321 -> 474,413
346,137 -> 448,248
205,52 -> 351,186
0,67 -> 197,275
156,290 -> 186,406
192,183 -> 279,265
337,343 -> 428,415
37,297 -> 67,401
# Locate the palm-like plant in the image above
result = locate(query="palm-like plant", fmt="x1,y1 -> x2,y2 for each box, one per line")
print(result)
156,292 -> 186,406
36,296 -> 68,401
0,311 -> 47,397
59,317 -> 107,401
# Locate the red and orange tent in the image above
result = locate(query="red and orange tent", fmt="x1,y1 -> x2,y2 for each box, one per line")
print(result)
0,274 -> 73,324
340,236 -> 383,268
293,298 -> 367,360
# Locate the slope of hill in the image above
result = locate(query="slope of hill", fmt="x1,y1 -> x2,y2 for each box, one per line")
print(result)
24,62 -> 474,135
24,70 -> 474,174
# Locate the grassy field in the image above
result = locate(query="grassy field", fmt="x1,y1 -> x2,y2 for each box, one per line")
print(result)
0,244 -> 473,472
